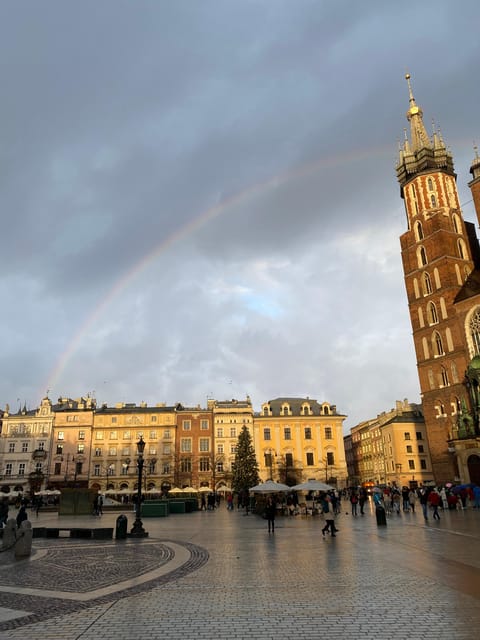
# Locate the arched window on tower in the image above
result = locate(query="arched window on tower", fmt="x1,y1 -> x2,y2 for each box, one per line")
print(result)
415,221 -> 424,241
423,272 -> 432,295
458,239 -> 467,260
427,302 -> 438,325
430,194 -> 437,207
469,308 -> 480,356
428,369 -> 435,389
427,177 -> 433,191
440,366 -> 449,387
417,246 -> 428,268
433,331 -> 444,356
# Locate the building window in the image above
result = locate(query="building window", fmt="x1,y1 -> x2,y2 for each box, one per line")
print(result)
284,427 -> 291,440
201,420 -> 209,430
162,462 -> 170,475
406,445 -> 413,453
21,442 -> 28,453
38,442 -> 45,451
57,431 -> 64,441
304,427 -> 312,440
285,453 -> 293,467
94,464 -> 100,476
109,447 -> 117,456
408,460 -> 415,470
430,195 -> 437,207
441,366 -> 449,387
111,417 -> 117,424
230,444 -> 237,454
8,443 -> 15,453
54,462 -> 61,475
122,447 -> 130,456
230,427 -> 236,438
433,331 -> 444,356
123,430 -> 131,440
183,420 -> 191,431
216,461 -> 224,472
78,430 -> 85,440
181,439 -> 192,453
5,463 -> 12,476
56,444 -> 63,455
151,415 -> 157,423
121,463 -> 129,475
149,431 -> 157,440
423,272 -> 432,295
265,453 -> 273,469
18,463 -> 26,476
217,444 -> 224,454
416,432 -> 423,440
217,428 -> 223,438
96,431 -> 104,440
418,445 -> 424,453
94,447 -> 102,457
199,438 -> 210,452
77,444 -> 85,454
264,428 -> 271,441
306,452 -> 314,466
180,458 -> 192,473
163,445 -> 170,455
199,457 -> 210,472
324,427 -> 332,439
110,431 -> 117,440
35,462 -> 42,473
404,432 -> 411,440
326,452 -> 334,465
420,459 -> 427,469
428,302 -> 438,324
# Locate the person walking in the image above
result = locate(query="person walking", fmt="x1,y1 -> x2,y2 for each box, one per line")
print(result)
265,496 -> 276,533
408,489 -> 417,513
419,487 -> 430,520
350,491 -> 358,516
16,503 -> 28,528
428,488 -> 441,520
321,493 -> 338,537
358,488 -> 367,516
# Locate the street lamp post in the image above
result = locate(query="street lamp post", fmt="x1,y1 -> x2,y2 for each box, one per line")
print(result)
129,436 -> 148,538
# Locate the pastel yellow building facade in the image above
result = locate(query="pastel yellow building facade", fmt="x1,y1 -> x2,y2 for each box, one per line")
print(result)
253,397 -> 348,487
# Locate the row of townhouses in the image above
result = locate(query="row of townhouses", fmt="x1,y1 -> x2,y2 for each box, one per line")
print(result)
0,395 -> 349,495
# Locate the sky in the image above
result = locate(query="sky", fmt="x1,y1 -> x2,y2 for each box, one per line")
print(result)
1,1 -> 480,433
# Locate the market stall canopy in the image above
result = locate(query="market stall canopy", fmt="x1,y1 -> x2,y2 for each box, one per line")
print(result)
291,480 -> 334,492
250,480 -> 291,493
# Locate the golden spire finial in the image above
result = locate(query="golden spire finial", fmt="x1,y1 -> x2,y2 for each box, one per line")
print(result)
405,72 -> 415,103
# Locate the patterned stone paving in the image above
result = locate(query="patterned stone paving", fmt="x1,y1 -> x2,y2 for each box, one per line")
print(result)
0,539 -> 209,631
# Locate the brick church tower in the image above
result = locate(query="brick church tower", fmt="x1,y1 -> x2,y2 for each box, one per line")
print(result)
396,74 -> 480,485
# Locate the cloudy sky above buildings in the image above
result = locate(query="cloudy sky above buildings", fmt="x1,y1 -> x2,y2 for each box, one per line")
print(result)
1,1 -> 479,431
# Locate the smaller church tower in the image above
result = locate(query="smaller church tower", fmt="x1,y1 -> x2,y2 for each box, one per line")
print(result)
396,75 -> 480,484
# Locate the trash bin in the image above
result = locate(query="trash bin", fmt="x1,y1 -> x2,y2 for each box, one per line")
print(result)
115,514 -> 128,539
375,505 -> 387,526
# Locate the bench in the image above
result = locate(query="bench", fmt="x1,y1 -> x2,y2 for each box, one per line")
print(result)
33,527 -> 113,540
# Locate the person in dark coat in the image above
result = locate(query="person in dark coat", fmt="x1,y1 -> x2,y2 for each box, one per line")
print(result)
16,504 -> 28,528
265,496 -> 276,533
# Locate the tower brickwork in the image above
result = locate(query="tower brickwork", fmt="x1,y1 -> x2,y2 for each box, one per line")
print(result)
396,75 -> 480,484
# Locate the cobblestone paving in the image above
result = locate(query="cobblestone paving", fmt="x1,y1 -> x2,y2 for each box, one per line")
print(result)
0,505 -> 478,639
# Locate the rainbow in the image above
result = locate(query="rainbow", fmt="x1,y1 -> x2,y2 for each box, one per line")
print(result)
44,145 -> 393,397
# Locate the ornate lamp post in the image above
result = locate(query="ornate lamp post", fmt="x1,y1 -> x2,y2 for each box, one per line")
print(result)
129,436 -> 148,538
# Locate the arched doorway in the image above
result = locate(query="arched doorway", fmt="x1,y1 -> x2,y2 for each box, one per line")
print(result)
467,454 -> 480,485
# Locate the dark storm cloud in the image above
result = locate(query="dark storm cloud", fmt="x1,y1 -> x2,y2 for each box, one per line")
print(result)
1,1 -> 480,429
